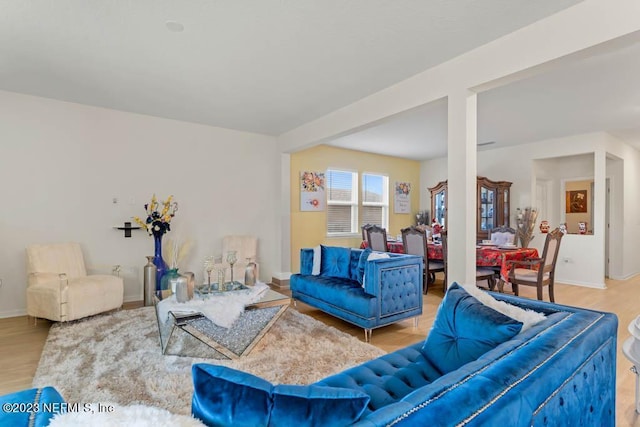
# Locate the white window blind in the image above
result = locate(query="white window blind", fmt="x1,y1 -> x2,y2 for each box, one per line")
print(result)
362,173 -> 389,230
327,169 -> 358,235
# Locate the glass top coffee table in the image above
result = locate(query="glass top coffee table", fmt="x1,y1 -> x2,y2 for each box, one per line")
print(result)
154,288 -> 290,359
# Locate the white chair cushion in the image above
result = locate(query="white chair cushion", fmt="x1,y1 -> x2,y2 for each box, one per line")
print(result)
513,268 -> 550,282
27,275 -> 123,321
476,268 -> 495,277
428,261 -> 444,270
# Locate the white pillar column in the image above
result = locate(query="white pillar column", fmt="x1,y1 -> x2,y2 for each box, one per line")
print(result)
594,149 -> 606,282
446,89 -> 478,287
273,153 -> 291,284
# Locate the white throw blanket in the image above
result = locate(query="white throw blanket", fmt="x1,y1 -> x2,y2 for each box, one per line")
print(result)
156,282 -> 270,328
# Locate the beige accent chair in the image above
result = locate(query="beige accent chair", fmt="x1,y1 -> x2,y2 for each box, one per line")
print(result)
26,242 -> 124,322
222,235 -> 259,283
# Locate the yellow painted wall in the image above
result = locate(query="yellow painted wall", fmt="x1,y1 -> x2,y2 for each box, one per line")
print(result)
290,145 -> 421,272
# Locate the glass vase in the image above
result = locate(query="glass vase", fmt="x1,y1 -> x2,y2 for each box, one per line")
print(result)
160,268 -> 180,299
244,257 -> 257,286
153,234 -> 168,298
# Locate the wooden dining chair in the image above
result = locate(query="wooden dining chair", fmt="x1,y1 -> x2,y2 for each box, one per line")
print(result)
506,227 -> 564,302
401,226 -> 444,294
488,225 -> 517,276
361,224 -> 373,241
440,231 -> 496,293
489,226 -> 517,246
365,225 -> 389,252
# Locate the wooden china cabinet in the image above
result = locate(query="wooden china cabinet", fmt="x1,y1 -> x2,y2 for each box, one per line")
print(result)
428,177 -> 512,241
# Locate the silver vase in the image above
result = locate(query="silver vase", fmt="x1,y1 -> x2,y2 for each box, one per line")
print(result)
143,256 -> 156,306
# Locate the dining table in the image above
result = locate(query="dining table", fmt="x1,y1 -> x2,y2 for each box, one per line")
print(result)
360,240 -> 539,285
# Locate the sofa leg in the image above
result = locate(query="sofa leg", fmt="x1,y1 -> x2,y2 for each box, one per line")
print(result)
413,317 -> 419,328
364,329 -> 372,342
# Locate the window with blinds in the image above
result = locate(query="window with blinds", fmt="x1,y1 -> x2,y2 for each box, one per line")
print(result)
362,173 -> 389,230
326,169 -> 358,235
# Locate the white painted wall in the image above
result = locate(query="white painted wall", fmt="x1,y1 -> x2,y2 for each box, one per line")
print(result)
420,132 -> 640,287
0,90 -> 279,318
601,133 -> 640,280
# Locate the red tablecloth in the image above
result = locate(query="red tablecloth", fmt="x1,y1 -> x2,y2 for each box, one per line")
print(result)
360,240 -> 405,253
361,241 -> 538,282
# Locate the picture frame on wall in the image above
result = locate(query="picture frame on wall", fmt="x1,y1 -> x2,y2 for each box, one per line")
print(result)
394,182 -> 411,214
566,189 -> 587,213
300,171 -> 326,211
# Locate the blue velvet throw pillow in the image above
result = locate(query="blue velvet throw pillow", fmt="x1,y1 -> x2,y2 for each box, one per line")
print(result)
356,248 -> 372,285
192,364 -> 370,427
271,384 -> 371,427
421,283 -> 523,375
320,245 -> 351,279
192,364 -> 272,427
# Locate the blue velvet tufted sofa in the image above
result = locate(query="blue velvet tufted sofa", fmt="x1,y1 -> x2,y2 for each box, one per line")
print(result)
290,246 -> 423,341
191,283 -> 617,426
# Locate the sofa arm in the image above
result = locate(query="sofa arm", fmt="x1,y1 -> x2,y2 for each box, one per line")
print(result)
0,387 -> 66,427
363,254 -> 423,315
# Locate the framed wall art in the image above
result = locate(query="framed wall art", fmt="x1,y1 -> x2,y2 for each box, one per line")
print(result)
566,189 -> 587,213
300,171 -> 325,211
394,181 -> 411,214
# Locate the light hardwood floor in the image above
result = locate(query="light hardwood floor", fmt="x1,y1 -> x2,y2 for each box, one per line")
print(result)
2,279 -> 639,425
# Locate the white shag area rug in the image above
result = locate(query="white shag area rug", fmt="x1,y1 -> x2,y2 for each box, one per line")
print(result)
48,404 -> 206,427
33,306 -> 385,416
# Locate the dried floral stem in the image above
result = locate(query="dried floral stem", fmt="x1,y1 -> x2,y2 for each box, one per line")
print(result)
515,207 -> 538,248
164,237 -> 193,269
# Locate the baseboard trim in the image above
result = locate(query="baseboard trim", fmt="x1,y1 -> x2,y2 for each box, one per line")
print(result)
271,277 -> 290,290
124,294 -> 143,303
272,272 -> 292,281
556,280 -> 606,289
0,308 -> 27,319
608,271 -> 640,281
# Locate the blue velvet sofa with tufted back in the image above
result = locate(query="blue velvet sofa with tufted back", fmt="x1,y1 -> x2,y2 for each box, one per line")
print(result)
316,287 -> 617,426
191,283 -> 617,426
290,246 -> 424,341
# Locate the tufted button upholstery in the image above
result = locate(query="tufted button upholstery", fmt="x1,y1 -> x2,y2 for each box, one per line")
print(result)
379,266 -> 421,316
315,344 -> 439,416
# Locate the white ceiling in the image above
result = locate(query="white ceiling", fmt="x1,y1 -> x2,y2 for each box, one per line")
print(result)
329,39 -> 640,159
4,0 -> 639,159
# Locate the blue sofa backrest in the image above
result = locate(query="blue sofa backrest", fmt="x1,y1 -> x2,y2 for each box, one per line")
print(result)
300,246 -> 408,280
351,294 -> 617,426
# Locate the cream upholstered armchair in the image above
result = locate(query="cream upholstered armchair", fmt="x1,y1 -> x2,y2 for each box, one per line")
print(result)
26,242 -> 124,322
222,235 -> 259,284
